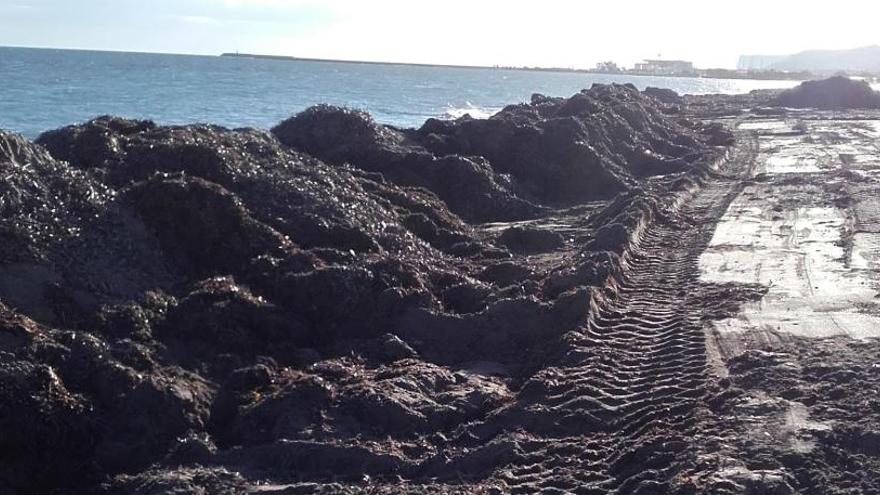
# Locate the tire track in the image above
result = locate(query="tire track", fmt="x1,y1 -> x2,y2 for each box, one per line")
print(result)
475,133 -> 756,494
245,134 -> 758,495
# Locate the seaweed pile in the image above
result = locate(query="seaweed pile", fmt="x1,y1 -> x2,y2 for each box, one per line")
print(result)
773,76 -> 880,109
0,84 -> 730,494
682,90 -> 782,118
688,337 -> 880,494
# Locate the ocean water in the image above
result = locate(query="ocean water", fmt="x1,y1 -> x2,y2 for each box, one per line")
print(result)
1,46 -> 801,138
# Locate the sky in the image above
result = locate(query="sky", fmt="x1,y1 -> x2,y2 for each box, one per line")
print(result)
2,0 -> 880,69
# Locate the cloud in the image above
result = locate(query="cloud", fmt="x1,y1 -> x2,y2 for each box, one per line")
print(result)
202,0 -> 352,8
257,0 -> 880,69
177,15 -> 224,25
219,0 -> 301,6
4,0 -> 880,67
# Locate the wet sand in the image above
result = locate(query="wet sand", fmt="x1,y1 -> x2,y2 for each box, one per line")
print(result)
701,117 -> 880,341
690,111 -> 880,493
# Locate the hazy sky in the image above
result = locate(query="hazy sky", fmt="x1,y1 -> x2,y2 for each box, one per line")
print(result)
2,0 -> 879,68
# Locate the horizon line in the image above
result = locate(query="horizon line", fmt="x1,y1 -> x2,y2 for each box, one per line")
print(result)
5,44 -> 828,76
1,43 -> 742,73
1,43 -> 599,71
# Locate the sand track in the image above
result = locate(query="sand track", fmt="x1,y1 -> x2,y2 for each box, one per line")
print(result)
445,144 -> 757,494
301,108 -> 880,495
689,114 -> 880,494
236,119 -> 756,495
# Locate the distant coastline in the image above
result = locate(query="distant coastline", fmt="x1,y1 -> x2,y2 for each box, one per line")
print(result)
220,53 -> 809,81
221,52 -> 518,71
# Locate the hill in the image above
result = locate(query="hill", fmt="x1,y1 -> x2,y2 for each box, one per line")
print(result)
738,45 -> 880,74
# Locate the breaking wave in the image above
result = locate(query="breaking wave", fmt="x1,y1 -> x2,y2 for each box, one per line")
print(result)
444,102 -> 501,120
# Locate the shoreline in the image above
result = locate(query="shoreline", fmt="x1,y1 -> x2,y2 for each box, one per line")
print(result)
221,51 -> 809,81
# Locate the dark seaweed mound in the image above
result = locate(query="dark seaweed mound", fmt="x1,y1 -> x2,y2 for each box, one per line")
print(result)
273,84 -> 719,206
0,84 -> 727,494
773,76 -> 880,109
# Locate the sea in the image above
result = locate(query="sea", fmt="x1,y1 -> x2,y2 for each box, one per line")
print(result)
1,46 -> 802,139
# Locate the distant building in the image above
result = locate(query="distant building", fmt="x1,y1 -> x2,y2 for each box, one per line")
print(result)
737,55 -> 786,71
633,59 -> 694,75
594,61 -> 622,73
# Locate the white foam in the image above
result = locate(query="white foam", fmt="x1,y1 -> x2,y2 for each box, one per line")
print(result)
764,155 -> 822,174
739,121 -> 792,132
444,102 -> 500,120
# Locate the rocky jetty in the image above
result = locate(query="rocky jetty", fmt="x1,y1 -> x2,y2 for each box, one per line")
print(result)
0,84 -> 732,494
